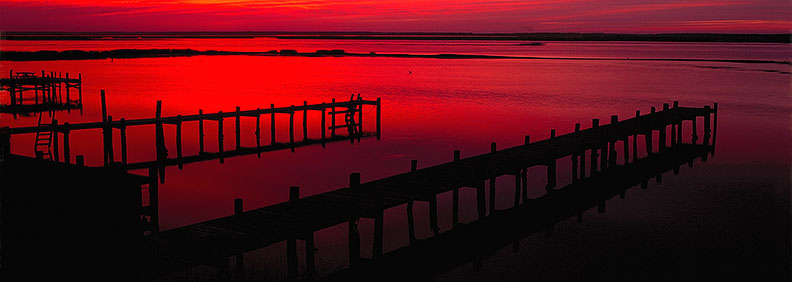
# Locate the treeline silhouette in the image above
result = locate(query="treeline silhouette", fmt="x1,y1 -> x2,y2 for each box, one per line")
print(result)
2,32 -> 789,43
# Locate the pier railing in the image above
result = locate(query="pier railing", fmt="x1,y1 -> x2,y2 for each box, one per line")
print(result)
6,93 -> 382,176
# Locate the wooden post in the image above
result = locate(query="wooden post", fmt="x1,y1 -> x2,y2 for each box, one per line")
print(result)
0,127 -> 9,165
305,231 -> 317,278
633,110 -> 640,162
148,167 -> 160,233
692,115 -> 699,144
703,106 -> 712,145
406,201 -> 416,245
176,115 -> 183,169
660,104 -> 669,151
348,219 -> 360,267
521,169 -> 528,202
524,135 -> 531,146
270,104 -> 276,146
357,97 -> 363,134
350,172 -> 361,191
373,196 -> 384,258
105,116 -> 113,165
78,73 -> 82,104
198,109 -> 205,154
100,90 -> 108,123
572,123 -> 580,181
591,119 -> 599,175
477,181 -> 486,219
376,97 -> 381,139
289,106 -> 295,152
453,187 -> 460,228
321,103 -> 327,147
63,122 -> 70,164
489,142 -> 496,214
452,150 -> 460,227
330,98 -> 336,138
287,237 -> 297,281
429,194 -> 439,236
235,107 -> 241,150
52,119 -> 59,162
218,112 -> 224,164
76,155 -> 84,166
712,103 -> 718,150
234,198 -> 243,215
488,177 -> 496,215
119,119 -> 127,165
287,186 -> 299,280
303,101 -> 308,141
65,73 -> 70,103
411,159 -> 418,172
609,115 -> 618,168
289,186 -> 300,202
255,109 -> 261,149
513,170 -> 521,207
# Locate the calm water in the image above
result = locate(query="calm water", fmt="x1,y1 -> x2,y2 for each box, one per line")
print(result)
1,39 -> 790,281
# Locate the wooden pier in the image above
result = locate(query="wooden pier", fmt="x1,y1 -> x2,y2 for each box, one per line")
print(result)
0,70 -> 83,115
324,143 -> 714,282
6,93 -> 382,181
12,101 -> 718,282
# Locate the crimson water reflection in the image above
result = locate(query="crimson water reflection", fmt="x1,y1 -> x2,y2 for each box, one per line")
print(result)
1,40 -> 789,281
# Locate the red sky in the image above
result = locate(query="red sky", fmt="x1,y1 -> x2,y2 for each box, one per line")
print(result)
1,0 -> 790,33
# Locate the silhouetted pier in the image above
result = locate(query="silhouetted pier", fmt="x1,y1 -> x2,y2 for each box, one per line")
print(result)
324,143 -> 714,282
0,70 -> 83,115
6,93 -> 382,181
19,101 -> 718,281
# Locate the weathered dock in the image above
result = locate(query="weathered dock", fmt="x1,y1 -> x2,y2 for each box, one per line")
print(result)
7,93 -> 382,181
45,101 -> 717,281
0,70 -> 83,115
324,143 -> 714,282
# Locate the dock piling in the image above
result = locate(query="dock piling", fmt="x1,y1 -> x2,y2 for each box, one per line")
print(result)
218,112 -> 224,163
303,101 -> 308,141
63,122 -> 70,164
289,106 -> 295,152
119,119 -> 127,165
198,110 -> 204,154
176,115 -> 183,169
235,107 -> 241,150
270,104 -> 276,146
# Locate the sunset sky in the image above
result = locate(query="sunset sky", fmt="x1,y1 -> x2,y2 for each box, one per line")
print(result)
1,0 -> 790,33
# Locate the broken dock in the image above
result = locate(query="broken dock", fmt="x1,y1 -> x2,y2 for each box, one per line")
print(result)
1,70 -> 83,115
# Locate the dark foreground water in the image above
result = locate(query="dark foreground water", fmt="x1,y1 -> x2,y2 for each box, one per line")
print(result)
1,39 -> 790,281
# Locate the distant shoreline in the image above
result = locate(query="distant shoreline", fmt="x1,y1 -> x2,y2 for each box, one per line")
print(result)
1,32 -> 790,43
1,49 -> 789,65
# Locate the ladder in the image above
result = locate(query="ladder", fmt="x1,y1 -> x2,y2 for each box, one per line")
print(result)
34,113 -> 54,160
344,93 -> 361,136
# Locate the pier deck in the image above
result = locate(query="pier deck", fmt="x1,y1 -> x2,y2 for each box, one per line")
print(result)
55,102 -> 717,281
